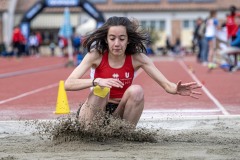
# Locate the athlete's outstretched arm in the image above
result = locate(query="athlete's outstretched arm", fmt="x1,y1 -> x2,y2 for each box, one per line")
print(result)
133,53 -> 201,99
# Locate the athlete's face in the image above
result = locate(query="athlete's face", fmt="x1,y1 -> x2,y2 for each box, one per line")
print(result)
107,26 -> 128,56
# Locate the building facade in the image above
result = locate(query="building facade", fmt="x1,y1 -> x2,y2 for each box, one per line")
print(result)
0,0 -> 240,49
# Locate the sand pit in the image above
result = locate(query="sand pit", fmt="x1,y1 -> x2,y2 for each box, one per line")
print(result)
1,114 -> 240,160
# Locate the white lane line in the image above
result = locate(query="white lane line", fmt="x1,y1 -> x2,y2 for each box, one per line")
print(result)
0,64 -> 64,79
141,109 -> 237,120
140,114 -> 240,121
0,83 -> 58,105
143,109 -> 220,113
178,60 -> 229,115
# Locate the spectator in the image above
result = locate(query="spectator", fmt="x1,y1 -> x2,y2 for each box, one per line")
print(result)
49,41 -> 56,56
0,43 -> 9,56
173,37 -> 181,55
219,12 -> 240,72
226,5 -> 238,41
36,31 -> 42,54
29,32 -> 39,56
216,23 -> 228,51
146,44 -> 155,56
72,34 -> 81,54
58,36 -> 67,57
193,17 -> 204,62
12,26 -> 25,57
166,36 -> 173,54
204,10 -> 219,68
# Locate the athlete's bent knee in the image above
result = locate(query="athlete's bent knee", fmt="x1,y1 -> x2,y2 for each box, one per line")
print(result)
128,85 -> 144,102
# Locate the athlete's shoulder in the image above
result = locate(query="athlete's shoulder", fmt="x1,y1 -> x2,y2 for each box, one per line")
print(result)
85,49 -> 104,68
132,53 -> 151,68
132,53 -> 149,62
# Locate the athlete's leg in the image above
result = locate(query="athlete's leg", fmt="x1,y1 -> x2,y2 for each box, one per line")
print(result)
208,40 -> 214,62
113,85 -> 144,127
79,90 -> 109,128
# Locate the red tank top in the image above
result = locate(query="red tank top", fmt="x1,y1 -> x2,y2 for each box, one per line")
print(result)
94,52 -> 134,99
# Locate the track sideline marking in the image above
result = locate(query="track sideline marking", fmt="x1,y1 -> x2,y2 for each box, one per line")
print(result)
0,83 -> 58,105
178,60 -> 229,115
143,109 -> 220,113
0,64 -> 64,79
140,114 -> 240,121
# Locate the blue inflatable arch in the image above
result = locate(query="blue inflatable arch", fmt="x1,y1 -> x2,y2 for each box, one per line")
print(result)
20,0 -> 105,39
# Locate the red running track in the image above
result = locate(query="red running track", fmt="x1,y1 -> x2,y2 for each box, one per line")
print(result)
0,55 -> 239,120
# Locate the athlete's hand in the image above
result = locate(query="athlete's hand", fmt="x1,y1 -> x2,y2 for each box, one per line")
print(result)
95,78 -> 124,88
176,81 -> 202,99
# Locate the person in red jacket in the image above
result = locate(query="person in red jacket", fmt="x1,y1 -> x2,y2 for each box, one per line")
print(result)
226,5 -> 238,41
35,31 -> 42,54
64,17 -> 202,128
220,12 -> 240,72
12,26 -> 24,57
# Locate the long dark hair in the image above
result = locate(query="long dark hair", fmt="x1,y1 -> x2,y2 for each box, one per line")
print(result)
82,16 -> 149,55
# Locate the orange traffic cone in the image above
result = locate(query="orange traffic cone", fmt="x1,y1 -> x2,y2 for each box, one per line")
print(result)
54,80 -> 70,114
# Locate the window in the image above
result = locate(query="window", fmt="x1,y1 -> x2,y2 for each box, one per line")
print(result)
192,0 -> 215,2
88,0 -> 107,3
168,0 -> 190,2
113,0 -> 160,3
159,20 -> 165,31
183,20 -> 190,29
150,21 -> 156,30
138,0 -> 160,2
140,21 -> 147,29
140,20 -> 166,31
168,0 -> 214,2
182,20 -> 195,29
